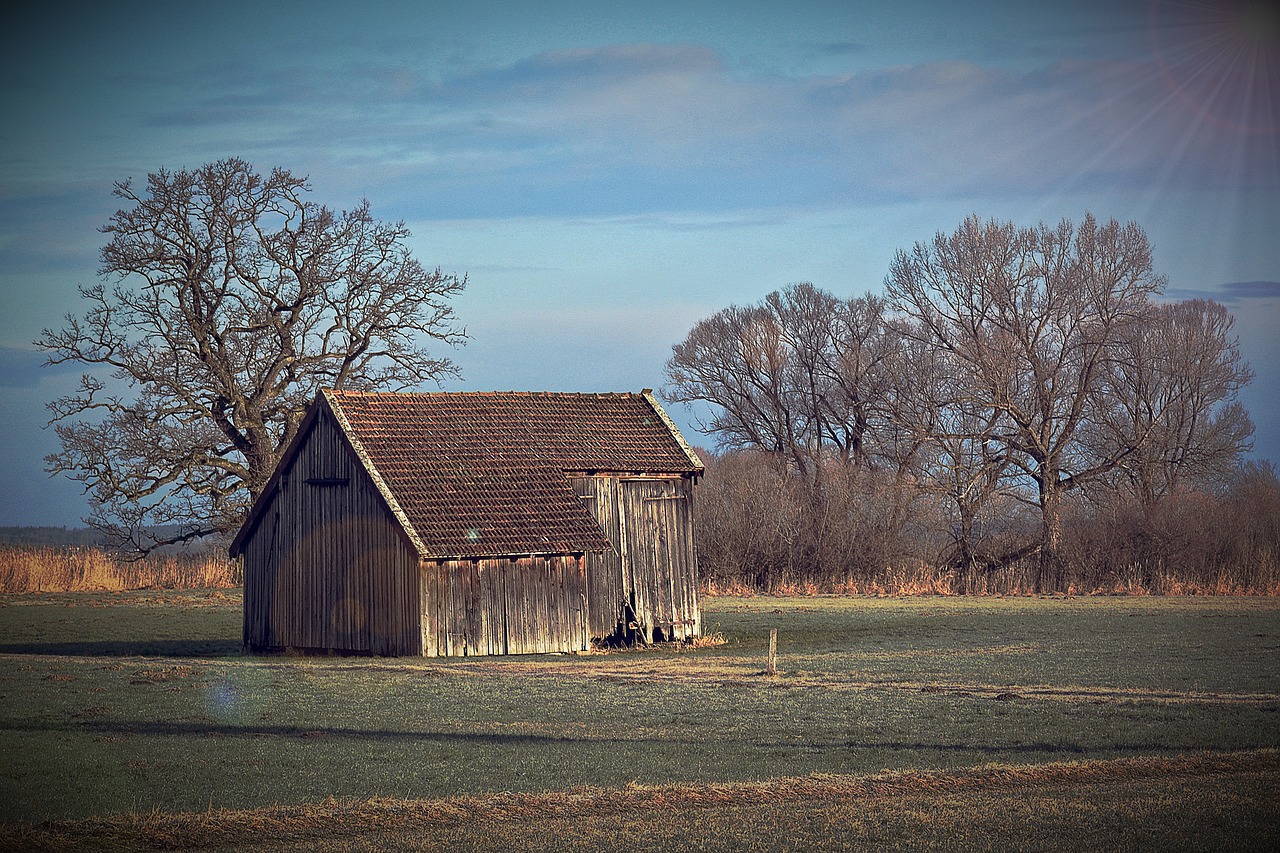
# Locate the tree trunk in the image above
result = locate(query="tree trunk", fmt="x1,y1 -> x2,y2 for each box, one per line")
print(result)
1038,478 -> 1064,593
955,505 -> 975,595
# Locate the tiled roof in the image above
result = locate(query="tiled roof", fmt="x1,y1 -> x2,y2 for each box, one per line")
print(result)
324,390 -> 701,559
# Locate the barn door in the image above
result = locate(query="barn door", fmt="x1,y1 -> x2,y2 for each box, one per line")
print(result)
618,478 -> 698,644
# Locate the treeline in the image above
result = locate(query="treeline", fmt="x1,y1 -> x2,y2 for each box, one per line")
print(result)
692,450 -> 1280,595
0,525 -> 225,552
0,527 -> 105,548
668,214 -> 1275,594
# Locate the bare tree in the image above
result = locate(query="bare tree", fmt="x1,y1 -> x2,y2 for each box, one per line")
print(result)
764,285 -> 897,470
664,283 -> 896,482
888,335 -> 1019,591
886,214 -> 1165,589
38,158 -> 466,553
1093,299 -> 1253,505
667,284 -> 925,587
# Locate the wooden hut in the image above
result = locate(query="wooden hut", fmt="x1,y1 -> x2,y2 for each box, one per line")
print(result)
229,389 -> 704,656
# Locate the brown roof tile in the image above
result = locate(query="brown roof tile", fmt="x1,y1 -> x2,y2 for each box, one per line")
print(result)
324,390 -> 700,559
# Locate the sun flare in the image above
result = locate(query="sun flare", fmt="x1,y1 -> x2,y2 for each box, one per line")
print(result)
1150,0 -> 1280,134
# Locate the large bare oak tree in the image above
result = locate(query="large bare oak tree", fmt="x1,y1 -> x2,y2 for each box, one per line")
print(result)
38,158 -> 466,553
887,214 -> 1171,587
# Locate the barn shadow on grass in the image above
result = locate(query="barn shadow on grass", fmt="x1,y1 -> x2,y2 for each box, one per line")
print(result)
38,717 -> 1209,758
0,639 -> 242,658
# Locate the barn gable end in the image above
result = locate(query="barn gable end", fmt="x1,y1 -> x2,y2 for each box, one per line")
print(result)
232,389 -> 704,657
235,402 -> 422,655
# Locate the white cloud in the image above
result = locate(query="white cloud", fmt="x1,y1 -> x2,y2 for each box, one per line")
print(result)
269,44 -> 1275,216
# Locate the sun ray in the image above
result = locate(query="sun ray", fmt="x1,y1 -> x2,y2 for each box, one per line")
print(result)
1150,0 -> 1280,135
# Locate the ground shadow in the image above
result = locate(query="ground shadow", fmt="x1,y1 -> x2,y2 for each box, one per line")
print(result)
3,715 -> 1224,759
0,639 -> 243,658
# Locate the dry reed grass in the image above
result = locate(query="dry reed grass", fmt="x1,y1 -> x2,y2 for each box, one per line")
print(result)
4,544 -> 1274,597
702,564 -> 1280,597
689,630 -> 728,648
0,545 -> 241,593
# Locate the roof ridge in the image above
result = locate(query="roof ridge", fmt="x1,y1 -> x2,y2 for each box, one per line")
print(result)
326,389 -> 641,398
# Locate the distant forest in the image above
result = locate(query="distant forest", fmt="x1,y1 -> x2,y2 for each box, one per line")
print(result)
0,526 -> 220,554
668,217 -> 1277,595
0,527 -> 105,548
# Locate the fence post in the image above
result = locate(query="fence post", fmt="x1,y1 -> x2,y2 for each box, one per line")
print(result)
768,627 -> 778,675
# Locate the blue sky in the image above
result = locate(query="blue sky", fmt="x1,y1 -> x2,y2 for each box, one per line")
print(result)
1,0 -> 1277,526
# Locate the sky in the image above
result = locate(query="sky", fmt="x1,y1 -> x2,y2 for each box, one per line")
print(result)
1,0 -> 1277,527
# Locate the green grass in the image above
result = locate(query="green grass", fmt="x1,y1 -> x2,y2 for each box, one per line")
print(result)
702,595 -> 1280,693
0,589 -> 242,657
7,753 -> 1280,851
1,591 -> 1278,847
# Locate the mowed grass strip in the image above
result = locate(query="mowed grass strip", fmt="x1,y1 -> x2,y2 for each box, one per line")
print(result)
6,750 -> 1278,852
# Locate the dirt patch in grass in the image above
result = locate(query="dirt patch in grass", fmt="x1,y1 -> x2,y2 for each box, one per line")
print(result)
426,654 -> 1280,706
7,750 -> 1277,851
877,679 -> 1280,706
129,664 -> 196,683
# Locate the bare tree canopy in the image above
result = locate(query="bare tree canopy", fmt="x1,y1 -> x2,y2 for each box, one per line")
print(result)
1093,299 -> 1254,505
38,158 -> 467,553
885,213 -> 1254,588
663,282 -> 898,481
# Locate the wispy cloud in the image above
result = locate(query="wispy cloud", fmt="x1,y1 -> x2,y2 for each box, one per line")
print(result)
331,45 -> 1279,214
0,346 -> 81,389
1168,281 -> 1280,305
1220,281 -> 1280,301
34,30 -> 1270,223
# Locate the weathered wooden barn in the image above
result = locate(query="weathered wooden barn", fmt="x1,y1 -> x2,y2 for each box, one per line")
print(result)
229,389 -> 704,656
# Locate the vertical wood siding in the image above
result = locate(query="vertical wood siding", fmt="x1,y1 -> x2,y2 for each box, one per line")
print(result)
241,411 -> 422,655
419,555 -> 589,656
618,478 -> 700,643
572,476 -> 627,638
572,475 -> 701,645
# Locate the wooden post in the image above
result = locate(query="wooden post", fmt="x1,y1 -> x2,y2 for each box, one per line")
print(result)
768,627 -> 778,675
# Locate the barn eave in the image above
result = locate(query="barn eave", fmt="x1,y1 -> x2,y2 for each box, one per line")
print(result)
319,388 -> 431,559
228,390 -> 429,560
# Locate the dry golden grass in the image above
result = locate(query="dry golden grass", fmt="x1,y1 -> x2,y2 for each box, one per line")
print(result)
703,565 -> 1280,597
3,545 -> 1273,598
688,630 -> 728,648
6,750 -> 1276,852
0,545 -> 241,593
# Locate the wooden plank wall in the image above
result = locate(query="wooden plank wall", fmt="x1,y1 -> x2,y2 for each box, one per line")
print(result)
572,475 -> 701,645
420,555 -> 589,656
617,477 -> 701,643
241,411 -> 422,655
572,476 -> 627,638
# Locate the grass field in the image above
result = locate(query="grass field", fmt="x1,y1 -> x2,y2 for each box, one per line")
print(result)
1,592 -> 1278,849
